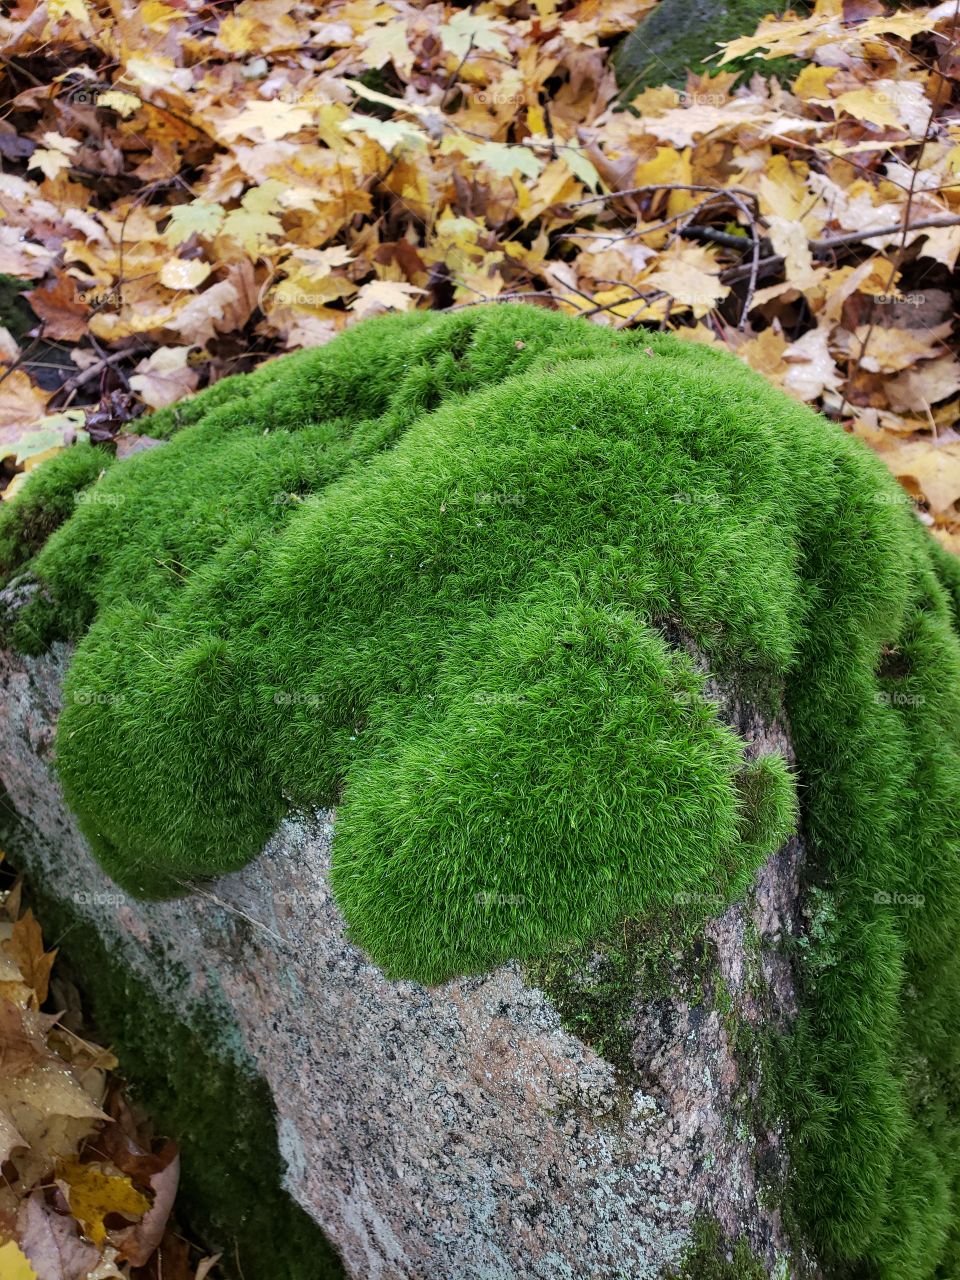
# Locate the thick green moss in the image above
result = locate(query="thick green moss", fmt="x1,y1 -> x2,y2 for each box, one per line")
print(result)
613,0 -> 804,96
2,304 -> 960,1277
0,441 -> 111,581
16,869 -> 343,1280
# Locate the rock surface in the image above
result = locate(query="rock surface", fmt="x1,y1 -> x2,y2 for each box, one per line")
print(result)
0,634 -> 815,1279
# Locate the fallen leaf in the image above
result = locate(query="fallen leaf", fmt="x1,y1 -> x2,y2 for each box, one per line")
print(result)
783,326 -> 842,401
0,1239 -> 37,1280
114,1141 -> 179,1265
17,1191 -> 98,1280
28,134 -> 80,182
4,912 -> 56,1006
129,348 -> 199,410
57,1163 -> 149,1248
349,280 -> 427,318
24,275 -> 89,342
884,441 -> 960,514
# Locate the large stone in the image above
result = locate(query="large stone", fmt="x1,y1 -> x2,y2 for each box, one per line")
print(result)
0,622 -> 816,1279
613,0 -> 799,96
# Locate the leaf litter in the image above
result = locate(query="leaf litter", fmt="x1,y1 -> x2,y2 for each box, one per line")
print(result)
0,855 -> 219,1280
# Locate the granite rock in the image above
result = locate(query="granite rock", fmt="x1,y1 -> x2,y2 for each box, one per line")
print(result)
0,634 -> 815,1279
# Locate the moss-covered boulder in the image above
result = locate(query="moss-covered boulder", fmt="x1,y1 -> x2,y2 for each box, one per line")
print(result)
1,304 -> 959,1278
0,632 -> 807,1278
613,0 -> 802,95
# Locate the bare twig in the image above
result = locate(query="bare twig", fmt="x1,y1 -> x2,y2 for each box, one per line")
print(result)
809,213 -> 960,254
563,182 -> 761,211
52,346 -> 148,400
0,324 -> 47,389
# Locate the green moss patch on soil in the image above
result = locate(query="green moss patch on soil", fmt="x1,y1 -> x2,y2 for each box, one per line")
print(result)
3,303 -> 960,1278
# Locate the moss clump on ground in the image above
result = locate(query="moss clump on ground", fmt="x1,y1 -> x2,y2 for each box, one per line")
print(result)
16,870 -> 343,1280
613,0 -> 804,96
2,303 -> 960,1278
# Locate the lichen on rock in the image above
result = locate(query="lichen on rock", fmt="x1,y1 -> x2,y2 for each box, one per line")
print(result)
2,303 -> 960,1278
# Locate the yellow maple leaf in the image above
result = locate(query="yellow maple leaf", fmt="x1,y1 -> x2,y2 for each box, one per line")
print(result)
0,371 -> 48,432
28,133 -> 80,182
95,89 -> 141,118
130,347 -> 199,409
644,247 -> 729,317
159,259 -> 213,290
163,201 -> 225,246
758,154 -> 811,222
818,83 -> 929,133
0,1241 -> 37,1280
919,224 -> 960,271
852,325 -> 946,375
359,21 -> 414,76
349,280 -> 426,319
140,0 -> 179,28
883,439 -> 960,514
633,147 -> 693,216
58,1161 -> 150,1247
219,183 -> 286,255
5,910 -> 56,1005
439,11 -> 508,58
792,64 -> 837,99
342,115 -> 430,156
767,216 -> 817,289
738,328 -> 789,383
219,101 -> 314,143
46,0 -> 90,24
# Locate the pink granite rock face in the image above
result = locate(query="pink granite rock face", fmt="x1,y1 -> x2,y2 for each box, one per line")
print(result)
0,636 -> 817,1279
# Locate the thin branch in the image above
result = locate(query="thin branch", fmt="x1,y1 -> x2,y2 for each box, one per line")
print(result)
563,182 -> 762,211
809,213 -> 960,253
53,347 -> 148,399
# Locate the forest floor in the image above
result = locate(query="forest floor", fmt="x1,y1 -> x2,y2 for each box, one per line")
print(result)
1,0 -> 960,545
